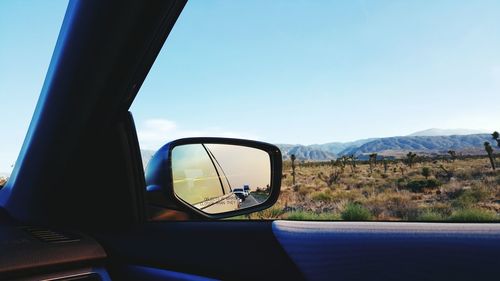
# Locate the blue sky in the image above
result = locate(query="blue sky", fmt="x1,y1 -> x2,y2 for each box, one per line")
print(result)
0,1 -> 67,174
1,0 -> 500,173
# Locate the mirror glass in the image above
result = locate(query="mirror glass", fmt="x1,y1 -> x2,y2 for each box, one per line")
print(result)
171,143 -> 272,214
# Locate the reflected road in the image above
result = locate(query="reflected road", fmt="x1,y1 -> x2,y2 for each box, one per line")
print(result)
240,194 -> 263,209
240,194 -> 265,209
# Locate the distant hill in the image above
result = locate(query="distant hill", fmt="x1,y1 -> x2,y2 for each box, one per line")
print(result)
307,138 -> 376,154
277,138 -> 376,161
339,134 -> 492,157
140,130 -> 496,163
277,144 -> 336,161
278,133 -> 494,161
408,128 -> 488,137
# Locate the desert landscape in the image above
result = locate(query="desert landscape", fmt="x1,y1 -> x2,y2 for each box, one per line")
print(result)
244,131 -> 500,221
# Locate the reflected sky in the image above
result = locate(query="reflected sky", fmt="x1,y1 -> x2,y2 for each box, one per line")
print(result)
205,144 -> 270,191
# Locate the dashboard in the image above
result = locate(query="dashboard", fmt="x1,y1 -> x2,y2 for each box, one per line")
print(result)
0,211 -> 109,281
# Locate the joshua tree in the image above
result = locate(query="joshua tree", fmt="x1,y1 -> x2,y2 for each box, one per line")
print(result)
335,158 -> 346,173
421,167 -> 431,179
349,154 -> 357,167
368,153 -> 377,174
383,157 -> 388,173
340,156 -> 349,167
492,131 -> 500,148
318,170 -> 341,187
447,150 -> 457,162
484,142 -> 496,170
291,154 -> 297,185
406,152 -> 417,168
348,154 -> 357,173
438,165 -> 453,179
399,166 -> 406,176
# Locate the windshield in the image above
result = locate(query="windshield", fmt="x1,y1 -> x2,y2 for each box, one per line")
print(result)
0,1 -> 67,186
132,1 -> 499,221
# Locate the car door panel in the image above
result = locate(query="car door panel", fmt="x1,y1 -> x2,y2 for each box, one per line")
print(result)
95,221 -> 304,281
273,221 -> 500,281
96,221 -> 500,281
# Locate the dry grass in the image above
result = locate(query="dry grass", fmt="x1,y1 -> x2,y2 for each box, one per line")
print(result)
273,156 -> 500,221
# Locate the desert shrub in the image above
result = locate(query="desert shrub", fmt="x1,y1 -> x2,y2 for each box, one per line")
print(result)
361,190 -> 421,220
449,208 -> 498,222
481,175 -> 498,187
341,203 -> 372,221
427,203 -> 453,217
385,193 -> 420,220
451,186 -> 490,208
406,170 -> 419,177
451,193 -> 477,209
378,181 -> 395,191
362,197 -> 386,218
454,168 -> 484,180
417,210 -> 446,221
406,179 -> 442,192
453,169 -> 468,180
470,168 -> 485,179
250,205 -> 285,219
298,185 -> 314,197
421,167 -> 431,179
310,192 -> 333,202
330,190 -> 364,202
468,185 -> 490,200
286,211 -> 316,220
406,180 -> 427,192
286,211 -> 340,220
396,178 -> 407,188
427,178 -> 442,187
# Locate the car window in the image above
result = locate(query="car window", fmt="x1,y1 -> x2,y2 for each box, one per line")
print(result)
0,1 -> 67,188
132,1 -> 500,221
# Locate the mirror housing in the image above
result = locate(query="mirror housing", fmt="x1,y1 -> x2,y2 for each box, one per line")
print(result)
145,138 -> 282,219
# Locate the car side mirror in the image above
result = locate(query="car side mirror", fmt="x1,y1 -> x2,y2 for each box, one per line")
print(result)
145,138 -> 282,219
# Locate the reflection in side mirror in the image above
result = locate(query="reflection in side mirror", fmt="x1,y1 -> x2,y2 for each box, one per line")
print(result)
172,144 -> 271,214
145,137 -> 282,219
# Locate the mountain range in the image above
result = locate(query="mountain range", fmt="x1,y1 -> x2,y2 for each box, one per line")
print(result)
139,129 -> 497,164
277,129 -> 495,161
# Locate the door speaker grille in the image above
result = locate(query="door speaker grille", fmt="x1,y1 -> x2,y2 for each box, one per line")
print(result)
24,227 -> 81,244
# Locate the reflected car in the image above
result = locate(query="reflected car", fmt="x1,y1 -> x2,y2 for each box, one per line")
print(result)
243,185 -> 250,197
232,188 -> 246,201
